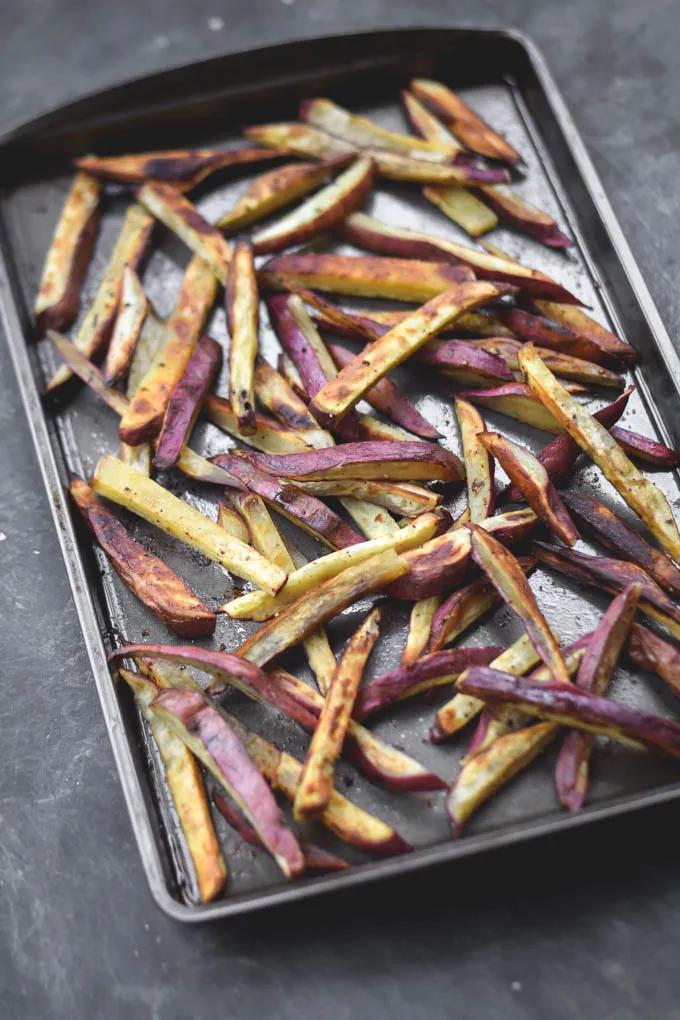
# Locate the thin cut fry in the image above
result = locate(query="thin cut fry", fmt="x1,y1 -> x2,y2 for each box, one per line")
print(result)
308,281 -> 509,426
226,239 -> 259,435
48,203 -> 154,389
119,256 -> 218,444
119,669 -> 226,901
92,454 -> 287,594
455,397 -> 494,522
402,596 -> 441,666
519,344 -> 680,565
103,266 -> 148,385
217,502 -> 250,545
235,549 -> 409,666
294,608 -> 381,820
138,182 -> 232,284
35,172 -> 101,334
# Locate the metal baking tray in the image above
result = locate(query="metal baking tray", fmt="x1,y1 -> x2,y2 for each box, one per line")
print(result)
2,26 -> 680,923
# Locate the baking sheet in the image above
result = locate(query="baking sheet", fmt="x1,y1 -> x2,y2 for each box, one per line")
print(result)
1,27 -> 680,921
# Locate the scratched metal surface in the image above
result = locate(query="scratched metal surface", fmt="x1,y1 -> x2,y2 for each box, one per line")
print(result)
2,30 -> 680,919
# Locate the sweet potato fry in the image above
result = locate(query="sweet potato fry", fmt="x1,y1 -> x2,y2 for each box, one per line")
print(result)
387,509 -> 537,601
138,182 -> 232,284
213,790 -> 349,874
469,523 -> 569,681
294,608 -> 381,820
267,292 -> 364,440
475,184 -> 572,247
531,541 -> 680,640
500,308 -> 611,365
259,252 -> 475,303
35,172 -> 101,335
327,342 -> 440,439
531,300 -> 638,364
609,426 -> 680,468
246,120 -> 508,184
120,442 -> 151,475
455,382 -> 584,433
296,479 -> 440,517
102,266 -> 148,385
556,584 -> 641,810
400,88 -> 470,156
218,502 -> 250,545
272,668 -> 444,792
479,432 -> 579,546
467,638 -> 590,760
519,344 -> 680,564
153,335 -> 221,469
341,212 -> 580,304
151,688 -> 304,878
423,184 -> 499,237
402,596 -> 441,666
222,512 -> 441,620
448,722 -> 558,834
75,146 -> 280,184
301,97 -> 460,163
309,282 -> 510,427
211,453 -> 363,549
427,575 -> 508,653
220,711 -> 411,856
430,581 -> 497,653
563,493 -> 680,599
174,447 -> 247,489
416,338 -> 514,387
47,203 -> 154,389
502,389 -> 633,501
204,394 -> 331,453
92,454 -> 287,594
628,624 -> 680,699
410,78 -> 522,164
235,548 -> 409,666
217,156 -> 352,232
225,239 -> 258,435
46,330 -> 129,415
456,667 -> 680,757
354,646 -> 503,720
70,476 -> 216,636
239,439 -> 464,483
252,155 -> 373,254
431,635 -> 542,741
455,398 -> 495,522
468,337 -> 625,389
253,356 -> 318,431
119,669 -> 226,901
120,255 -> 217,444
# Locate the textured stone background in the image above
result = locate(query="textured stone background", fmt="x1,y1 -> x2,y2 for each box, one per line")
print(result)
1,3 -> 680,1017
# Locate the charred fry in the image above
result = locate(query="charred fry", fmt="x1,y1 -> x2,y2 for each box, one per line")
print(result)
76,146 -> 280,184
35,172 -> 101,334
226,239 -> 259,435
479,432 -> 579,545
252,155 -> 373,254
120,256 -> 217,444
47,203 -> 154,389
138,182 -> 232,284
455,398 -> 495,522
103,266 -> 148,385
295,608 -> 381,820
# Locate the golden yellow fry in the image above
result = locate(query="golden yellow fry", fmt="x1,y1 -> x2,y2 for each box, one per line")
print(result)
92,454 -> 287,594
519,344 -> 680,564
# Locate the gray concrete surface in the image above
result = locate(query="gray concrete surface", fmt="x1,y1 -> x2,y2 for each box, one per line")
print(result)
2,2 -> 680,1017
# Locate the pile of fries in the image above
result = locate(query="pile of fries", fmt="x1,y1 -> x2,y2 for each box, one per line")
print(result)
35,78 -> 680,902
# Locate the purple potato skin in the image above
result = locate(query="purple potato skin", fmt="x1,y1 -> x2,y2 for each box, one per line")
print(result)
35,203 -> 101,336
153,687 -> 305,877
153,335 -> 222,469
628,624 -> 680,699
353,646 -> 504,720
457,668 -> 680,758
609,426 -> 680,468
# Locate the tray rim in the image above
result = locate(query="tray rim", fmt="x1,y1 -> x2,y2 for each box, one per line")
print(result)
2,24 -> 680,923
